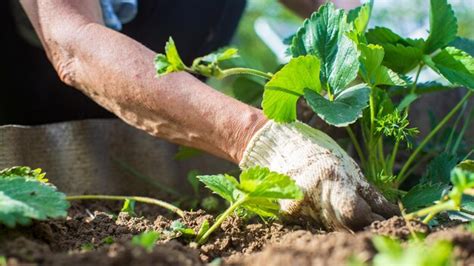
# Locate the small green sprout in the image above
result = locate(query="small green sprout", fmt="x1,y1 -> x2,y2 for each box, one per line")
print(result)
120,199 -> 136,217
372,236 -> 453,266
195,166 -> 303,244
131,231 -> 160,253
102,236 -> 115,245
406,166 -> 474,223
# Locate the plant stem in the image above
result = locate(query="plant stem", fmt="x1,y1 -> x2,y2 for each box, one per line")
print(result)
346,126 -> 367,167
66,195 -> 185,218
197,196 -> 247,245
404,64 -> 423,115
219,68 -> 273,80
397,91 -> 473,185
387,140 -> 400,176
405,200 -> 457,223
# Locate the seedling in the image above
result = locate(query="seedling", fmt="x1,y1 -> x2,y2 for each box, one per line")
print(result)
155,0 -> 474,207
131,231 -> 160,252
194,166 -> 303,244
371,236 -> 453,266
406,166 -> 474,223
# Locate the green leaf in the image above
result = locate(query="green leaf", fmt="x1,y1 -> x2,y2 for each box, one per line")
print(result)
421,152 -> 460,184
186,170 -> 201,195
426,47 -> 474,89
239,166 -> 304,200
262,55 -> 321,122
359,44 -> 406,87
366,27 -> 423,74
424,0 -> 458,54
0,176 -> 69,228
170,220 -> 196,237
0,166 -> 48,183
154,37 -> 186,76
402,183 -> 450,212
198,48 -> 239,64
195,219 -> 210,241
304,84 -> 370,127
347,0 -> 373,34
449,37 -> 474,57
121,199 -> 136,217
131,231 -> 160,252
241,198 -> 280,218
290,3 -> 359,92
197,174 -> 238,203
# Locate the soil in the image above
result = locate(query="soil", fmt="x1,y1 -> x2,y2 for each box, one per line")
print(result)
1,201 -> 473,266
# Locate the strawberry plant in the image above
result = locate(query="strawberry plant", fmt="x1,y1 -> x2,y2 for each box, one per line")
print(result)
194,166 -> 302,244
155,0 -> 474,220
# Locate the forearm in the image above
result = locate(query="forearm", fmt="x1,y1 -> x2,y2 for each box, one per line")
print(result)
20,0 -> 267,163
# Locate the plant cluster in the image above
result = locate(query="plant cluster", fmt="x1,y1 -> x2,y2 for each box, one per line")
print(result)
155,0 -> 474,223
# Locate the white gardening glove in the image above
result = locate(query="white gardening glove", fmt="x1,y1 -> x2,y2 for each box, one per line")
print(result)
240,120 -> 399,231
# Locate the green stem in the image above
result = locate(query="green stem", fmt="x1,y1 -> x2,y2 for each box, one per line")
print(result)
405,64 -> 423,115
444,101 -> 467,154
388,140 -> 400,176
368,90 -> 377,180
66,195 -> 185,218
397,91 -> 473,185
405,200 -> 457,223
378,137 -> 386,171
219,68 -> 273,80
197,196 -> 247,245
346,126 -> 367,167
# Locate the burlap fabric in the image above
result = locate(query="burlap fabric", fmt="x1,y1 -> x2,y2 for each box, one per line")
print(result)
0,119 -> 233,195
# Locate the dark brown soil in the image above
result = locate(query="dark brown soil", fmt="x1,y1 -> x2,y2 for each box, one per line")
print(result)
0,202 -> 473,266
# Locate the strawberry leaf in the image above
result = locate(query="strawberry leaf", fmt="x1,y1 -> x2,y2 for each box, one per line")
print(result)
424,0 -> 458,54
290,3 -> 359,93
0,174 -> 69,228
304,84 -> 370,127
347,0 -> 373,34
262,55 -> 321,122
197,174 -> 238,203
425,47 -> 474,89
154,37 -> 186,76
366,27 -> 423,74
359,44 -> 406,87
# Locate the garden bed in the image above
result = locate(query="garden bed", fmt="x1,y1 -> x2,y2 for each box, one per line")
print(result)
1,201 -> 473,266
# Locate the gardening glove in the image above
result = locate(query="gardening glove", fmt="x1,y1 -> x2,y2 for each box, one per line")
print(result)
240,120 -> 399,231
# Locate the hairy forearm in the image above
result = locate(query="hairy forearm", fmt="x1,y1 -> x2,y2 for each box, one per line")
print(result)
20,0 -> 267,163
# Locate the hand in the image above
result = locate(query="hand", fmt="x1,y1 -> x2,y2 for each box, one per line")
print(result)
239,120 -> 399,231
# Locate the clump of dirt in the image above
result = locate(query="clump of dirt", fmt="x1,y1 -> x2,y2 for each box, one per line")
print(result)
0,201 -> 472,266
369,216 -> 430,239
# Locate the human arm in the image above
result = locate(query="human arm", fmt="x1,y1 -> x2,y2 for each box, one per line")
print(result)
19,0 -> 267,163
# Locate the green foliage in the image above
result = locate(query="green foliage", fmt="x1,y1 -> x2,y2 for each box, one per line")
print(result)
358,44 -> 406,87
169,220 -> 196,237
347,0 -> 373,34
154,37 -> 186,76
262,55 -> 321,122
195,166 -> 302,244
174,146 -> 202,161
305,84 -> 370,127
121,199 -> 136,217
0,168 -> 69,228
131,231 -> 160,252
365,27 -> 423,74
372,236 -> 453,266
402,183 -> 450,212
426,47 -> 474,89
424,0 -> 458,54
375,110 -> 419,148
290,3 -> 359,92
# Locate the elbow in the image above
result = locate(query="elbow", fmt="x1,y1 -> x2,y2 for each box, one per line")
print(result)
42,22 -> 97,87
